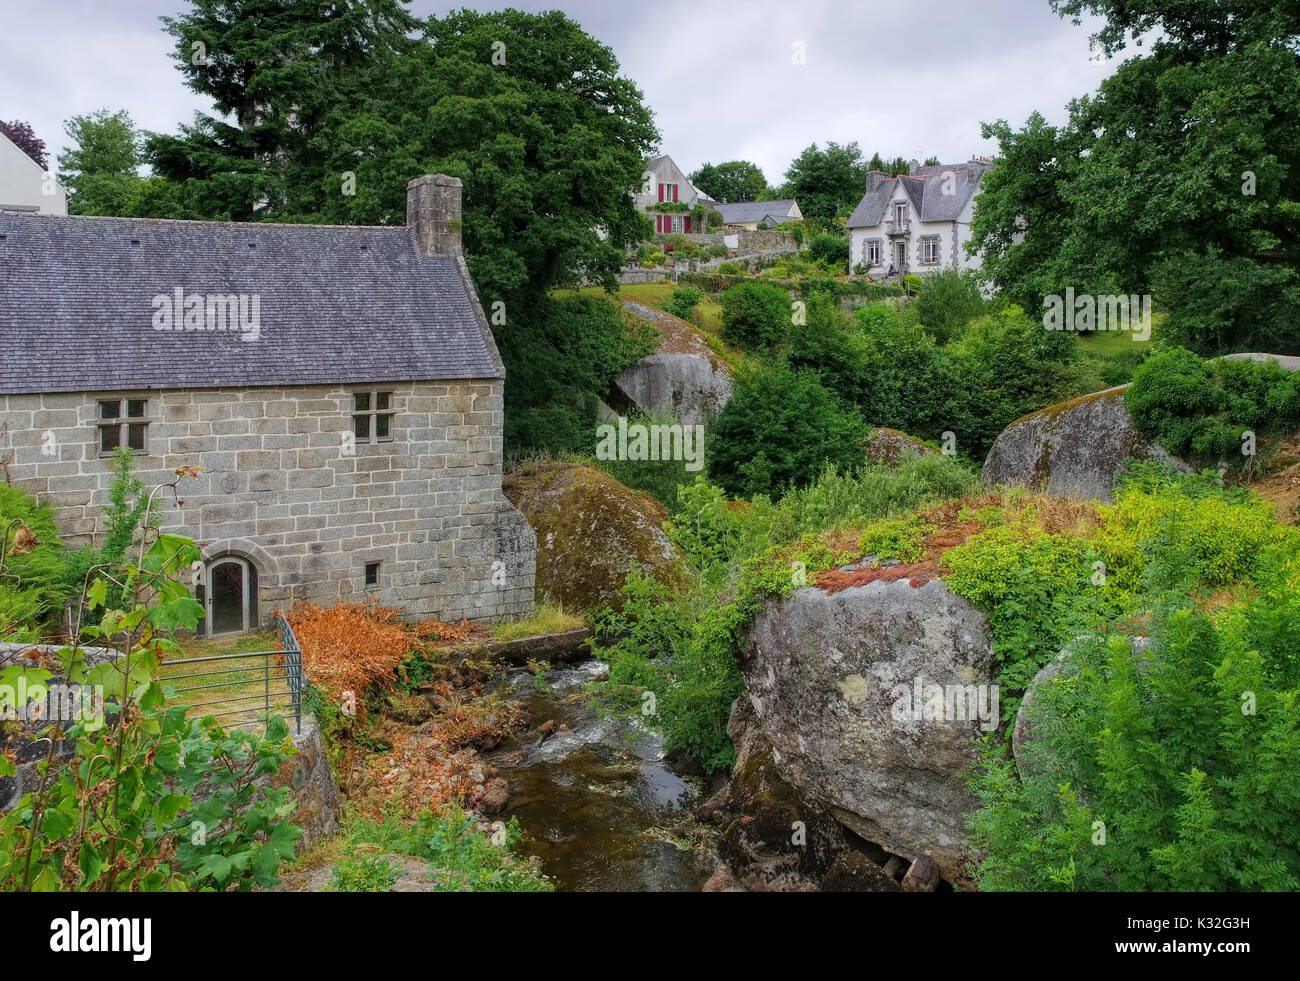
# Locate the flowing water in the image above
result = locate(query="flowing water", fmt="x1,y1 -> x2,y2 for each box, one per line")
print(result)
485,659 -> 717,891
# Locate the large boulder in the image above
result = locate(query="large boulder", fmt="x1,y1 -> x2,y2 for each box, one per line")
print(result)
502,462 -> 683,611
736,572 -> 998,888
981,386 -> 1191,503
609,300 -> 731,426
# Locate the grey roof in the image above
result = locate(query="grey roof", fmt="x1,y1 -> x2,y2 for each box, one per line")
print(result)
716,199 -> 798,225
845,163 -> 991,229
0,212 -> 502,395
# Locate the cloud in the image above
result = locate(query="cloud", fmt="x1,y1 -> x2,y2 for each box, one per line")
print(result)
1,0 -> 1114,186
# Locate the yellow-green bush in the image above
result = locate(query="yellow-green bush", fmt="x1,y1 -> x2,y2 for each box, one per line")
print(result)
1096,487 -> 1282,591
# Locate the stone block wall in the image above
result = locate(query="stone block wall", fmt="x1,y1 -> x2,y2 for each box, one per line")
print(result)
0,379 -> 536,626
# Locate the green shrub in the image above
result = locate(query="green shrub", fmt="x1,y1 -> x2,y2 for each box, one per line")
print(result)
708,244 -> 728,258
664,286 -> 704,321
711,361 -> 866,497
1126,348 -> 1300,468
766,456 -> 978,541
912,268 -> 988,344
970,574 -> 1300,890
719,279 -> 793,351
808,232 -> 850,268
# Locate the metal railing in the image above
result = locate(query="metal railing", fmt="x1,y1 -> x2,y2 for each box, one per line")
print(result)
163,614 -> 305,735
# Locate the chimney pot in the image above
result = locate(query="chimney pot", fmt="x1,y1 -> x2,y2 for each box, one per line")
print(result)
407,174 -> 463,257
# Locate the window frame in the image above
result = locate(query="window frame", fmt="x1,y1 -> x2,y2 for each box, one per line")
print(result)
97,398 -> 149,457
352,390 -> 395,445
921,236 -> 940,264
865,238 -> 882,266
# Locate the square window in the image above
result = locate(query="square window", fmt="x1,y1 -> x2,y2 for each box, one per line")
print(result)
364,562 -> 379,586
97,399 -> 147,455
352,391 -> 395,445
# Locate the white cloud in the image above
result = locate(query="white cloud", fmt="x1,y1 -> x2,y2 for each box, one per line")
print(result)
1,0 -> 1115,188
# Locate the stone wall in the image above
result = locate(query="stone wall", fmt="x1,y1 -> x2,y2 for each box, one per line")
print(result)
653,229 -> 796,252
0,379 -> 535,625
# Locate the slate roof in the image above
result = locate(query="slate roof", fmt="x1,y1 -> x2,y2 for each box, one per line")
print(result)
0,212 -> 502,396
845,163 -> 991,229
716,199 -> 799,225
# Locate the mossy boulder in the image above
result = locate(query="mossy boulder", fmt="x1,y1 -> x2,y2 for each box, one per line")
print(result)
864,427 -> 939,468
981,386 -> 1191,503
502,462 -> 683,611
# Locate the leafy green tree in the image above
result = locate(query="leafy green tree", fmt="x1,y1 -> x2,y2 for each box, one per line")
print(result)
689,160 -> 767,203
57,110 -> 150,216
973,1 -> 1300,354
780,141 -> 868,222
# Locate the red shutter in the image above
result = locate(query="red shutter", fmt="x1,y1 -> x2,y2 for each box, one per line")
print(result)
684,216 -> 692,233
673,184 -> 679,203
658,183 -> 664,202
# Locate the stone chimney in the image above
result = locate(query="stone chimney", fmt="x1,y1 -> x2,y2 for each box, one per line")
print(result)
407,174 -> 462,256
866,170 -> 886,194
908,158 -> 921,173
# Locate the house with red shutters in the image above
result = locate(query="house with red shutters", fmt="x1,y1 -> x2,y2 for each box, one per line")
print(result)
632,154 -> 719,234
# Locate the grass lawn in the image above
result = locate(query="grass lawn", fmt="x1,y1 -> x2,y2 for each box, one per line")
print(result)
161,630 -> 296,729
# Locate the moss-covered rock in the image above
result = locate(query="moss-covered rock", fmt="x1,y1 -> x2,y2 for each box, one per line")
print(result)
864,427 -> 939,468
502,462 -> 683,611
981,386 -> 1192,503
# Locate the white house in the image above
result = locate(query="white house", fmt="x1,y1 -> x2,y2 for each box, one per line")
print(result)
0,131 -> 67,215
633,154 -> 718,234
845,157 -> 992,279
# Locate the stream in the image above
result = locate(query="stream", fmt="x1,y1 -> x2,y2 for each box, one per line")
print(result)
485,658 -> 717,892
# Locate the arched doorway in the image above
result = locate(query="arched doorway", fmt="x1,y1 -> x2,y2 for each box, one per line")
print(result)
201,556 -> 258,636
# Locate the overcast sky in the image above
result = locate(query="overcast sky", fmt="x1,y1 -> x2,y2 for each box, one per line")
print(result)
1,0 -> 1117,183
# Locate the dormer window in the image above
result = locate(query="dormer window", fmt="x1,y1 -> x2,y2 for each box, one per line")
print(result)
658,183 -> 679,203
895,203 -> 907,225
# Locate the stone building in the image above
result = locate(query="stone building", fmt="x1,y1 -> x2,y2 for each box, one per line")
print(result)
0,175 -> 536,634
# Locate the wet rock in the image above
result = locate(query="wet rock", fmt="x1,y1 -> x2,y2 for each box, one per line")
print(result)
503,462 -> 684,612
901,854 -> 941,892
981,386 -> 1192,503
716,698 -> 849,891
737,574 -> 997,889
477,777 -> 510,816
820,851 -> 901,893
